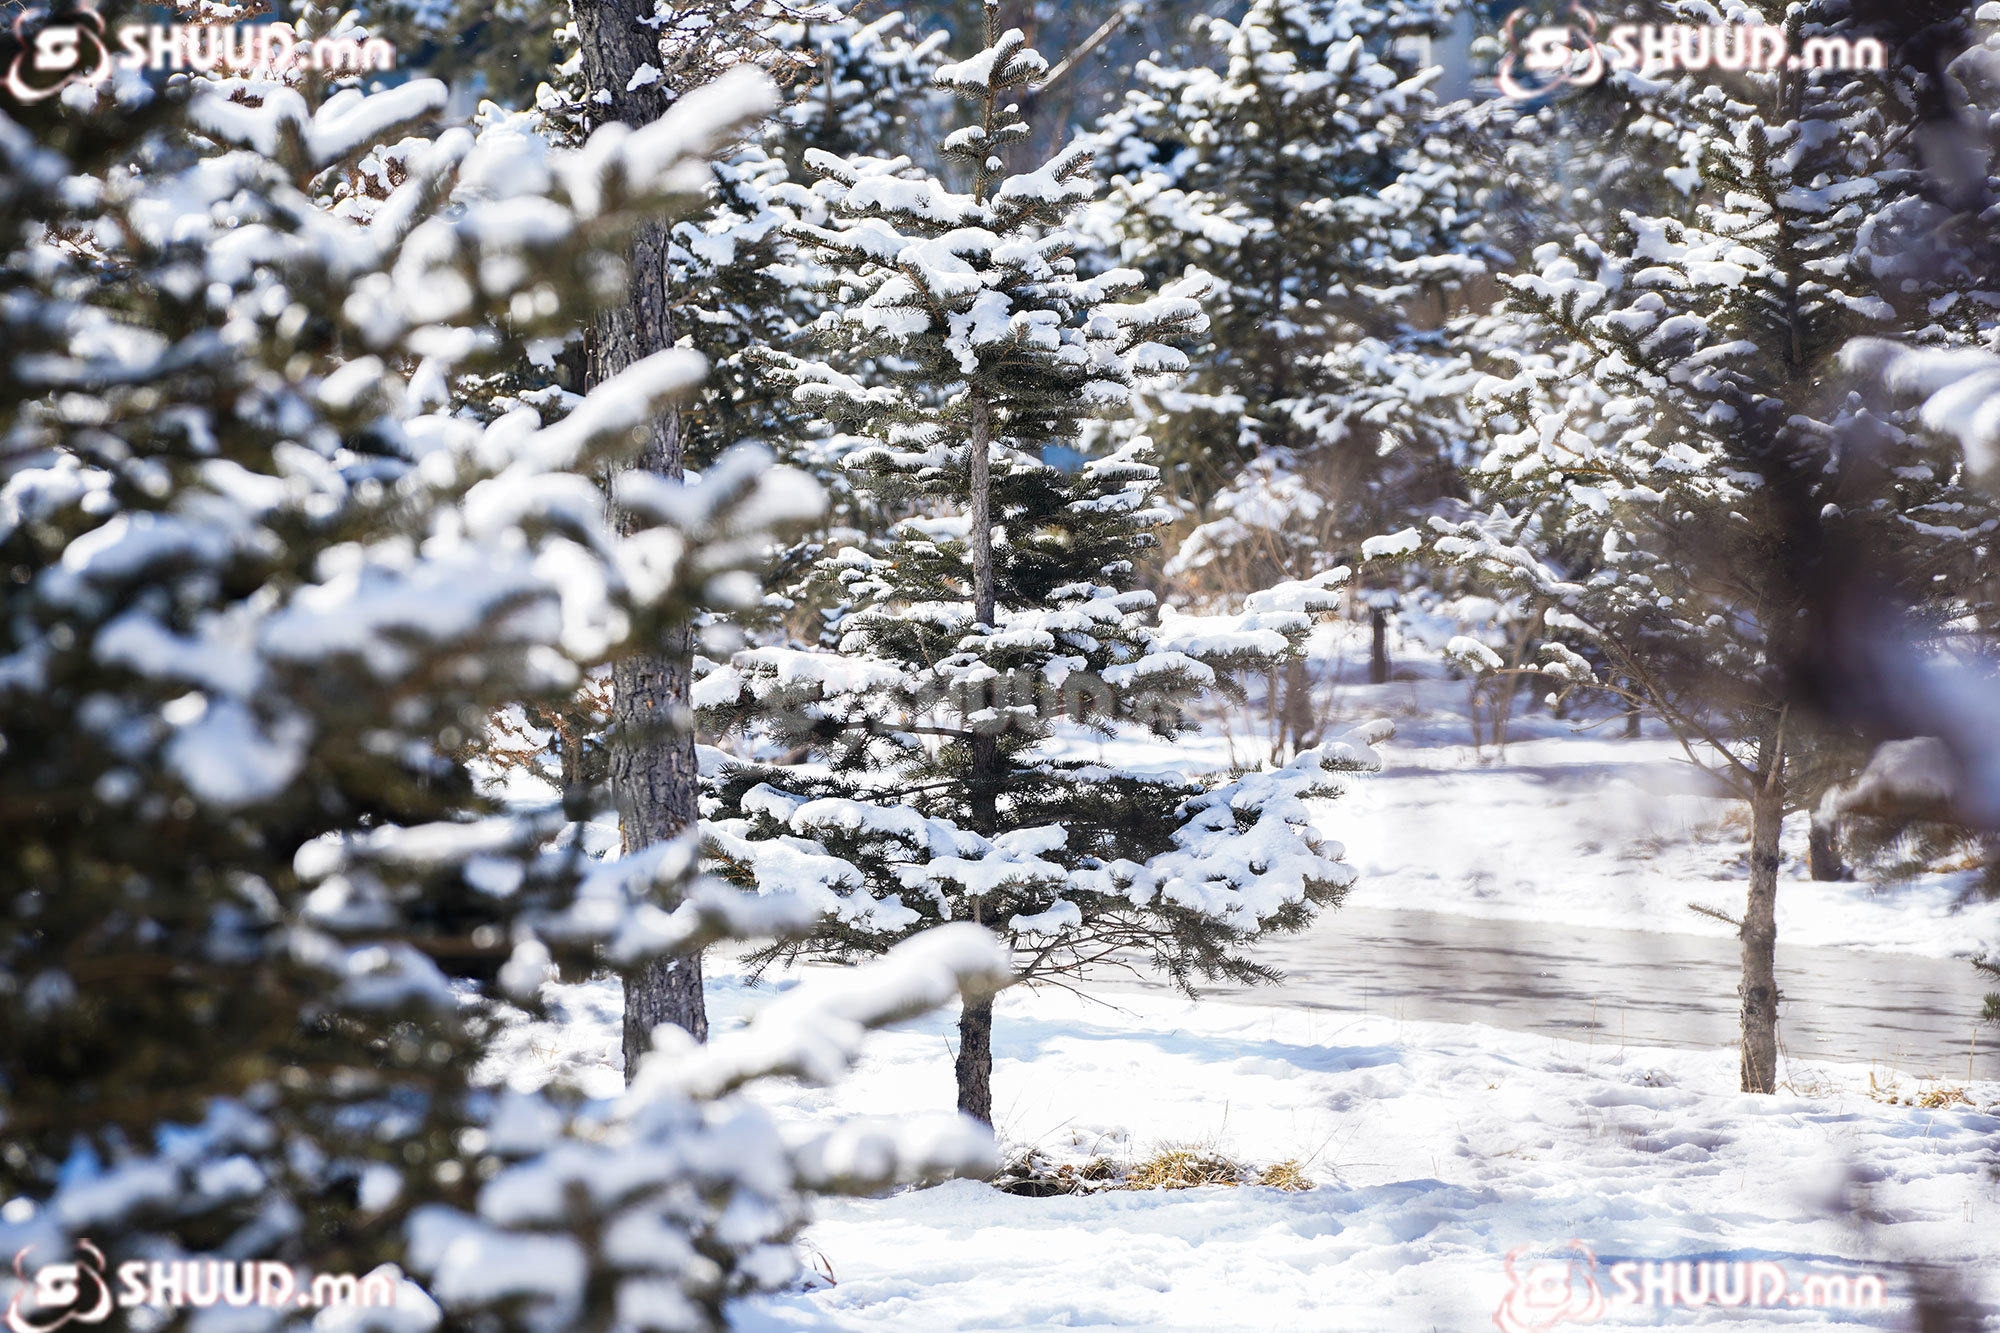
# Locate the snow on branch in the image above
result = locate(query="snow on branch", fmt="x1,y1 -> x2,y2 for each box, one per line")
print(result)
1841,337 -> 2000,487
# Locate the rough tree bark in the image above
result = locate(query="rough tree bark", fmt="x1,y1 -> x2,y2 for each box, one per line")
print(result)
573,0 -> 709,1075
1739,781 -> 1786,1093
956,993 -> 995,1124
960,389 -> 999,1124
1369,606 -> 1389,685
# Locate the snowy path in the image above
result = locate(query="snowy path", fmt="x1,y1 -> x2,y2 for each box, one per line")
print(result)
1100,906 -> 2000,1080
1057,670 -> 2000,1077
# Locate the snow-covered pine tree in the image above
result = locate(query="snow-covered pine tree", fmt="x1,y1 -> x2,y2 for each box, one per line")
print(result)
1092,0 -> 1489,736
678,4 -> 953,510
1096,0 -> 1486,489
557,0 -> 946,485
1373,0 -> 2000,1093
699,6 -> 1385,1125
671,143 -> 812,468
1798,5 -> 2000,1010
530,2 -> 947,495
0,59 -> 1006,1332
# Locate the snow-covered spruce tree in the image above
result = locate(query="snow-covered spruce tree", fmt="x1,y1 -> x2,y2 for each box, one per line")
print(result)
698,9 -> 1384,1125
734,9 -> 963,582
1372,1 -> 2000,1093
1090,0 -> 1489,736
0,62 -> 1007,1331
1093,0 -> 1486,497
756,3 -> 953,498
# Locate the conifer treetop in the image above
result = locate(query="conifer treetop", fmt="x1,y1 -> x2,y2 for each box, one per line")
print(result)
934,22 -> 1048,105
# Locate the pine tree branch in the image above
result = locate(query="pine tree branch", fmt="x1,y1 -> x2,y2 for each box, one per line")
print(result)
1688,901 -> 1743,929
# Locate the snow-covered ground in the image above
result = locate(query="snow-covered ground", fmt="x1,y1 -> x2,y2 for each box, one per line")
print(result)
491,966 -> 2000,1332
487,619 -> 2000,1330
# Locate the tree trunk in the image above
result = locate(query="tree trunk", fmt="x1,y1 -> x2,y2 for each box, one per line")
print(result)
959,108 -> 1004,1122
1808,818 -> 1845,881
1369,606 -> 1389,685
1489,674 -> 1518,751
1487,602 -> 1543,754
1739,787 -> 1785,1093
957,992 -> 994,1124
959,373 -> 1003,1124
614,645 -> 706,1067
966,391 -> 996,627
965,390 -> 1000,834
573,0 -> 708,1075
1624,702 -> 1641,739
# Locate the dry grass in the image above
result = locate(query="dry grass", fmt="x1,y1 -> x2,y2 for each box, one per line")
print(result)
1123,1147 -> 1250,1190
1867,1072 -> 1975,1108
994,1143 -> 1315,1195
1253,1159 -> 1314,1191
1077,1156 -> 1121,1182
1934,846 -> 1990,874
